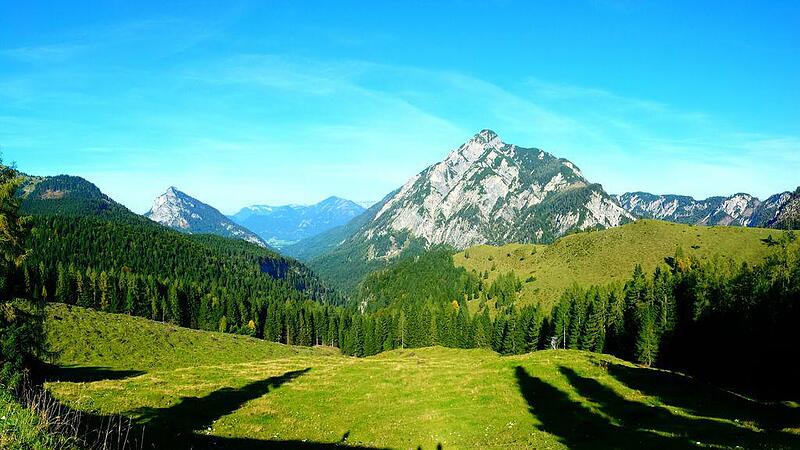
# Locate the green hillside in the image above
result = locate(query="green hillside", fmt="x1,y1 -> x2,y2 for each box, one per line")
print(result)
14,169 -> 347,345
19,174 -> 136,219
45,303 -> 336,374
40,305 -> 800,449
455,220 -> 781,311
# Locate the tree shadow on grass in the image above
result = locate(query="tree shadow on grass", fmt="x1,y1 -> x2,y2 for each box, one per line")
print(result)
514,366 -> 693,450
133,368 -> 311,435
39,367 -> 390,449
558,366 -> 800,450
606,362 -> 800,432
38,364 -> 145,383
129,367 -> 391,449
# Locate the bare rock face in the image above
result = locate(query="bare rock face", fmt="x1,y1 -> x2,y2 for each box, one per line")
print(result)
616,190 -> 794,228
766,188 -> 800,230
145,187 -> 267,248
323,129 -> 634,261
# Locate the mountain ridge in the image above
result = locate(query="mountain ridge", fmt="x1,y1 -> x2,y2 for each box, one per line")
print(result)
145,186 -> 268,247
291,129 -> 636,291
231,195 -> 365,248
615,190 -> 795,227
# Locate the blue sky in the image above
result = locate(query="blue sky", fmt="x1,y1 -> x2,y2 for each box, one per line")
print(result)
1,0 -> 798,214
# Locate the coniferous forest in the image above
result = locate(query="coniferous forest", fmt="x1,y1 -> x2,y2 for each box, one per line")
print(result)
12,190 -> 798,398
4,4 -> 800,448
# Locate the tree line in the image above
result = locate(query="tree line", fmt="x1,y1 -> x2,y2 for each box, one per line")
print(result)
348,237 -> 800,398
6,161 -> 798,398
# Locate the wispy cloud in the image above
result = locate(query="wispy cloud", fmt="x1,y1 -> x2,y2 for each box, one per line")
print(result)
2,17 -> 798,210
0,43 -> 88,64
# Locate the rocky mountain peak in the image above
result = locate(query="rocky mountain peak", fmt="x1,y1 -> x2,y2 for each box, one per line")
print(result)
145,187 -> 267,247
357,130 -> 633,257
472,129 -> 500,143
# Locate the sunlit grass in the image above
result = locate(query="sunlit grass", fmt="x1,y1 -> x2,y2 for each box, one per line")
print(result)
454,220 -> 781,312
41,304 -> 800,449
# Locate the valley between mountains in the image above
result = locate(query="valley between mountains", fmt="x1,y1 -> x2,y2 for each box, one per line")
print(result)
2,130 -> 799,449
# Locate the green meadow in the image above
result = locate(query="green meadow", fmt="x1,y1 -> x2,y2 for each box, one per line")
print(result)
454,220 -> 780,311
40,304 -> 800,449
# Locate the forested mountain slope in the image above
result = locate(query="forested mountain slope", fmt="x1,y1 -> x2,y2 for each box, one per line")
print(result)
354,220 -> 780,315
10,169 -> 346,342
19,173 -> 136,219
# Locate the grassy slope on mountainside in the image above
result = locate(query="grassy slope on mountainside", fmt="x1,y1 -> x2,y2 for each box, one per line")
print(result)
41,304 -> 800,449
455,220 -> 782,312
45,303 -> 336,374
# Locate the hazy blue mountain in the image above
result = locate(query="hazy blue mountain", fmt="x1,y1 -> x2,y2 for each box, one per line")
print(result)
230,196 -> 366,248
145,187 -> 267,247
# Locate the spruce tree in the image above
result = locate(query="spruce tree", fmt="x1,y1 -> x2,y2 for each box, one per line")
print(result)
55,263 -> 69,303
581,293 -> 605,353
523,307 -> 541,352
501,316 -> 517,355
566,295 -> 585,350
634,303 -> 659,366
491,315 -> 506,352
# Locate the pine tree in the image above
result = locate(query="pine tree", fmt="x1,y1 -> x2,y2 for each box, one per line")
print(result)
634,303 -> 659,366
550,297 -> 570,349
55,263 -> 69,303
566,294 -> 585,350
23,265 -> 31,295
0,163 -> 31,296
581,292 -> 605,353
492,315 -> 506,353
653,266 -> 676,335
168,282 -> 180,325
456,306 -> 471,348
125,274 -> 138,315
398,310 -> 407,349
298,311 -> 312,346
219,315 -> 228,333
75,271 -> 90,307
510,314 -> 526,355
349,316 -> 365,357
472,309 -> 491,348
523,307 -> 541,352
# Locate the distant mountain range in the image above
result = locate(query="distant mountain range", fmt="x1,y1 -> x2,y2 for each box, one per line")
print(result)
145,187 -> 268,248
230,197 -> 365,248
767,188 -> 800,229
11,130 -> 798,293
615,190 -> 797,228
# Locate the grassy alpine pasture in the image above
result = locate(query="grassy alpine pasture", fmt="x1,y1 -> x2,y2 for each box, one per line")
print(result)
40,304 -> 800,449
454,220 -> 783,312
44,303 -> 336,376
